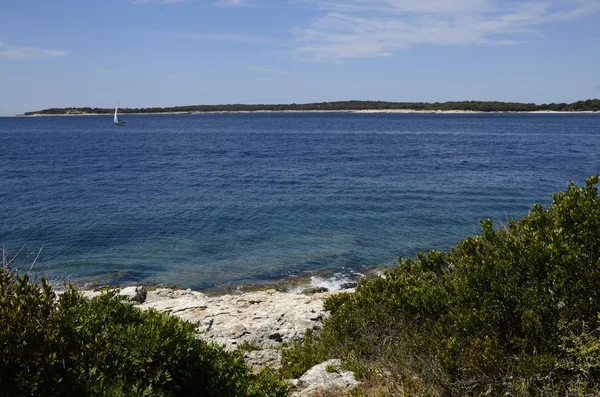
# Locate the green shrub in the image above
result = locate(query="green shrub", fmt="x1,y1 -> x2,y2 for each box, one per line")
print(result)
282,176 -> 600,396
237,342 -> 263,353
0,271 -> 288,397
0,272 -> 64,394
280,329 -> 325,379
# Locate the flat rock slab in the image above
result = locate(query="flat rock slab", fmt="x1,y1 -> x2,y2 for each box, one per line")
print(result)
135,288 -> 341,351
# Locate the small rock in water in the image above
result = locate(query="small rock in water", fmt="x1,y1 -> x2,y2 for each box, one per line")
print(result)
339,282 -> 357,290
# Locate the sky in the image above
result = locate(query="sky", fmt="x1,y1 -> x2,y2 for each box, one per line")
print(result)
1,0 -> 599,115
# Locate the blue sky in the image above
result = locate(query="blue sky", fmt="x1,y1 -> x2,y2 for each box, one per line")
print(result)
1,0 -> 599,115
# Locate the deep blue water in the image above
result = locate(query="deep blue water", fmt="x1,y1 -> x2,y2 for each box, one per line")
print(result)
0,113 -> 599,289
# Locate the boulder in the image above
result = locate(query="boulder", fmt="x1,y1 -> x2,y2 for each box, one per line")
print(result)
120,286 -> 147,304
291,359 -> 360,396
339,282 -> 357,290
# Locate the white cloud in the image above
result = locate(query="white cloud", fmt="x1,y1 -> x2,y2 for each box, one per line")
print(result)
213,0 -> 247,7
249,65 -> 291,75
294,0 -> 600,61
0,40 -> 70,60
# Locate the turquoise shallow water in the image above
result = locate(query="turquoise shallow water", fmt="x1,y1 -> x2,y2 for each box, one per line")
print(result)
0,113 -> 599,289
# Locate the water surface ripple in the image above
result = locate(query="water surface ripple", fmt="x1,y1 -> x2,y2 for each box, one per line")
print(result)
1,113 -> 598,288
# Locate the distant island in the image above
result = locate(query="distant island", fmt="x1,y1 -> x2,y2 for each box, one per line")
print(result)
23,99 -> 600,116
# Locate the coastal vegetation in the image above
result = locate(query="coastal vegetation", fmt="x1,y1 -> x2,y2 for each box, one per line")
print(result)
0,270 -> 288,396
281,176 -> 600,396
23,99 -> 600,115
2,177 -> 600,396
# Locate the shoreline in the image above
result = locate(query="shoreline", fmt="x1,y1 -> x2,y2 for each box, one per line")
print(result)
58,265 -> 389,297
73,277 -> 359,374
56,279 -> 362,393
69,284 -> 344,381
12,109 -> 600,117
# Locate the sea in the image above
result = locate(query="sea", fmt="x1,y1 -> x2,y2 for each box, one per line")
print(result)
0,113 -> 599,290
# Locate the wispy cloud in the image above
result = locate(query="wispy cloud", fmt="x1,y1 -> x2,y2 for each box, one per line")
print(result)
249,65 -> 291,75
213,0 -> 248,7
294,0 -> 600,61
171,32 -> 285,45
0,40 -> 70,60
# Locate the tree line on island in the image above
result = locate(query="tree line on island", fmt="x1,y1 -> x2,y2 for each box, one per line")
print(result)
24,99 -> 600,115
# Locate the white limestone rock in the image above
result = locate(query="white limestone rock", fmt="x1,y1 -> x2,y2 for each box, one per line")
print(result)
133,288 -> 331,350
244,349 -> 282,371
291,359 -> 360,396
119,286 -> 147,304
80,290 -> 103,299
137,288 -> 209,323
79,286 -> 345,370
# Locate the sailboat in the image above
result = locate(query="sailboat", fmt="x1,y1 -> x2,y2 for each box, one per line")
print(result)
114,103 -> 125,126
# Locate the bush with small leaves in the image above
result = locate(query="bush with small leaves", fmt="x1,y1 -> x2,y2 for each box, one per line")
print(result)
282,176 -> 600,396
0,272 -> 288,397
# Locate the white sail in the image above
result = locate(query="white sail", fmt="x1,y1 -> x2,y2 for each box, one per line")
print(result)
114,104 -> 119,124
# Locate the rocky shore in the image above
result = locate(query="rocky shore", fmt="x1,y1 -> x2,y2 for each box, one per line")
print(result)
81,285 -> 359,396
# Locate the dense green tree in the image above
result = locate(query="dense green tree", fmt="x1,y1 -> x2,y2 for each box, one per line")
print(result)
23,99 -> 600,115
